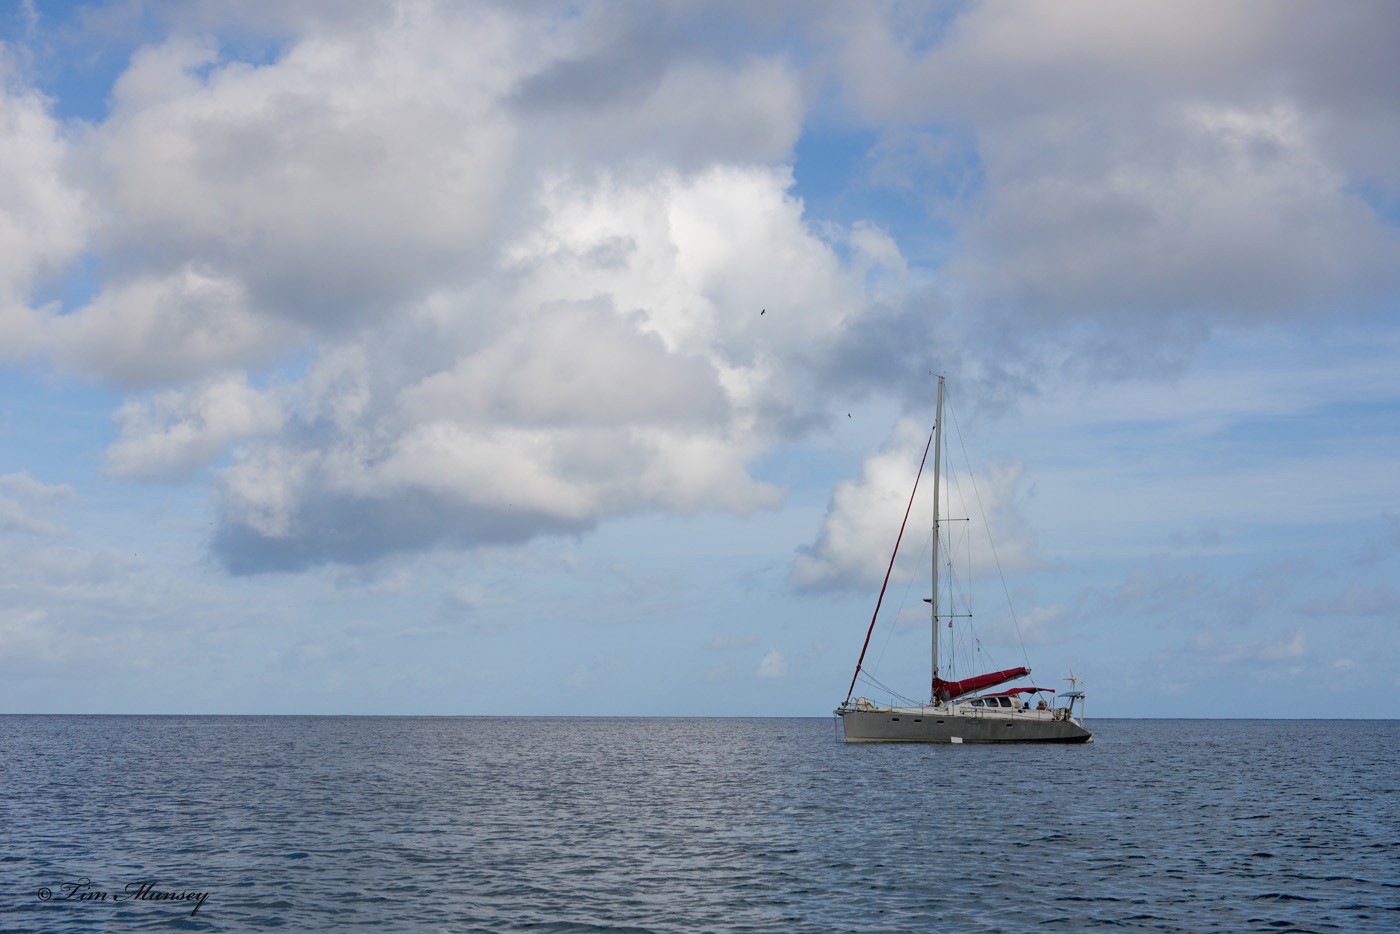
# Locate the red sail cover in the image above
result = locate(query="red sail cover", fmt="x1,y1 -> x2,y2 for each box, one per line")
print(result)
933,667 -> 1031,701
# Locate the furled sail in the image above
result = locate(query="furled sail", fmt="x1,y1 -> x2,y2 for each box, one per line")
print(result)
932,666 -> 1030,702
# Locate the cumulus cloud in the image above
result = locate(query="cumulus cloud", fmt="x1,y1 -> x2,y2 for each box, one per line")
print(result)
791,418 -> 931,590
791,417 -> 1036,591
212,407 -> 785,574
8,5 -> 918,573
206,156 -> 913,572
53,267 -> 297,387
79,21 -> 518,331
7,0 -> 1399,581
106,373 -> 286,481
396,302 -> 729,429
956,100 -> 1399,324
0,57 -> 88,357
828,0 -> 1400,375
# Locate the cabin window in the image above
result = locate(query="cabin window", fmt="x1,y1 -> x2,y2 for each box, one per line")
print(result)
970,699 -> 983,707
914,719 -> 922,723
890,717 -> 900,722
999,697 -> 1013,708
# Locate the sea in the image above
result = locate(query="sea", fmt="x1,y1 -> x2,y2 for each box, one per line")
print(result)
1,716 -> 1396,932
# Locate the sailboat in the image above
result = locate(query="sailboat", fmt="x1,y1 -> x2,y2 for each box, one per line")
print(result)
835,377 -> 1092,743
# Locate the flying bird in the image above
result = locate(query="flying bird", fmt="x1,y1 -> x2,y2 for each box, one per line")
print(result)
760,309 -> 765,315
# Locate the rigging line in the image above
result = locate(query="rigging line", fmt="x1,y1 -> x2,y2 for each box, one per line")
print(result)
843,426 -> 935,706
940,410 -> 979,679
857,670 -> 922,708
943,456 -> 982,673
869,529 -> 931,679
945,388 -> 1032,672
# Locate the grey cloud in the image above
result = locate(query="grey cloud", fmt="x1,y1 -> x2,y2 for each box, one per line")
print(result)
510,2 -> 672,112
817,294 -> 945,410
825,0 -> 1400,381
512,52 -> 664,111
213,488 -> 593,575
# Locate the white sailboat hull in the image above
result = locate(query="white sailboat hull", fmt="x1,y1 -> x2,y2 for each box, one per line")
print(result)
837,706 -> 1092,744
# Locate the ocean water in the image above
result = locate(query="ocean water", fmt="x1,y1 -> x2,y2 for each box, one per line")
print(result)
1,716 -> 1396,932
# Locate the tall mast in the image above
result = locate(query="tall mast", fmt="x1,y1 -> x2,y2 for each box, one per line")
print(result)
930,376 -> 944,703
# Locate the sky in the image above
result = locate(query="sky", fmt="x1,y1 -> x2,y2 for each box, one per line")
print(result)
1,0 -> 1397,717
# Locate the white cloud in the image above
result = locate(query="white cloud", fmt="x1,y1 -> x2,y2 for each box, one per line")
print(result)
0,473 -> 76,538
8,7 -> 909,573
828,0 -> 1400,378
0,2 -> 1397,720
217,443 -> 316,542
54,267 -> 297,387
790,418 -> 931,590
105,373 -> 286,481
8,1 -> 1399,589
756,648 -> 787,679
0,534 -> 239,684
204,158 -> 905,571
505,163 -> 891,398
78,16 -> 519,333
0,60 -> 88,357
957,99 -> 1399,325
791,418 -> 1036,591
396,302 -> 728,429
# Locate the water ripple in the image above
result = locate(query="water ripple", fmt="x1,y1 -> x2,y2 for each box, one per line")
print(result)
1,716 -> 1397,932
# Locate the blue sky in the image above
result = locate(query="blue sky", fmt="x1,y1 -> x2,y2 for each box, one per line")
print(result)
1,0 -> 1397,717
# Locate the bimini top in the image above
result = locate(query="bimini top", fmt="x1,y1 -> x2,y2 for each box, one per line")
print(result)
976,686 -> 1055,698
